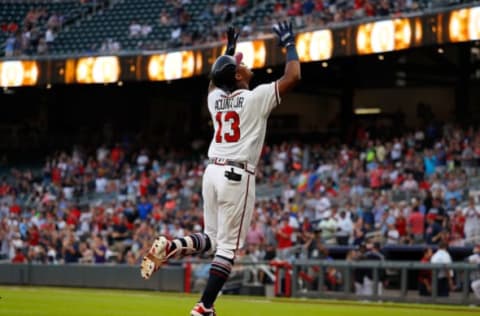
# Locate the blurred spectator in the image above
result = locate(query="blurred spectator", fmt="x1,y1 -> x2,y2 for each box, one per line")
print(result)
386,223 -> 400,245
275,217 -> 294,260
246,221 -> 265,249
462,196 -> 480,245
336,210 -> 353,245
318,208 -> 338,245
418,247 -> 433,296
62,232 -> 81,263
2,121 -> 480,268
425,213 -> 442,245
408,201 -> 424,244
430,241 -> 455,297
92,234 -> 107,264
11,247 -> 27,263
128,19 -> 142,38
467,244 -> 480,299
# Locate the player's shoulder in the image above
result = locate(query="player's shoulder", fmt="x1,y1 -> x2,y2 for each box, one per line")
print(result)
249,81 -> 276,95
252,81 -> 276,90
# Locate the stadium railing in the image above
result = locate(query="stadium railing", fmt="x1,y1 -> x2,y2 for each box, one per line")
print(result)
1,258 -> 478,305
288,259 -> 480,305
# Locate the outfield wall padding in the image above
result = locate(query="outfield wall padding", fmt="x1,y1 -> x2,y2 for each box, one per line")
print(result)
0,263 -> 184,292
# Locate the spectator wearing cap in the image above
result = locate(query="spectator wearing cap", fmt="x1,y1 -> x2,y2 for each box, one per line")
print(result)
11,247 -> 27,263
425,212 -> 442,245
318,208 -> 338,245
428,197 -> 447,228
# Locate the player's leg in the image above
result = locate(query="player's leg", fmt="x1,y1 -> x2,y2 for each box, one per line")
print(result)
141,232 -> 214,279
192,168 -> 255,315
168,165 -> 219,259
141,167 -> 217,280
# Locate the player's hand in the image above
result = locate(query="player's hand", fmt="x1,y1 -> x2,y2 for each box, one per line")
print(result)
226,25 -> 239,56
272,20 -> 295,48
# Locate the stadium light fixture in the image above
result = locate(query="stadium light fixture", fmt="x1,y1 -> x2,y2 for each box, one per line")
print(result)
357,19 -> 413,54
296,30 -> 333,62
354,108 -> 382,115
148,51 -> 202,81
74,56 -> 120,84
0,60 -> 38,87
235,41 -> 266,69
449,6 -> 480,42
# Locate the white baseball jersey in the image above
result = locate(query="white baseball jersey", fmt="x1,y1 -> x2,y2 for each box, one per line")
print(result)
202,81 -> 280,255
207,81 -> 280,166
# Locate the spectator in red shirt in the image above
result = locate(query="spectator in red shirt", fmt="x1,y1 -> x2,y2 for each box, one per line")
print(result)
51,166 -> 62,185
12,248 -> 27,263
396,212 -> 407,240
418,247 -> 433,296
450,207 -> 465,239
365,0 -> 376,16
9,202 -> 21,215
369,164 -> 383,189
275,217 -> 294,259
287,0 -> 303,16
0,181 -> 10,196
354,0 -> 365,9
110,143 -> 123,164
314,0 -> 324,12
27,225 -> 40,246
408,203 -> 425,243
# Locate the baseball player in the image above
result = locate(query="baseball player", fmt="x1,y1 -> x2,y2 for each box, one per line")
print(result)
140,21 -> 301,316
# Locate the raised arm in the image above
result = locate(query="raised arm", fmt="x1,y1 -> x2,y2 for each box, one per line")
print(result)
209,26 -> 239,93
273,21 -> 301,98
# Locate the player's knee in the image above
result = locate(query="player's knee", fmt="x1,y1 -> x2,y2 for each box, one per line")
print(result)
216,248 -> 235,261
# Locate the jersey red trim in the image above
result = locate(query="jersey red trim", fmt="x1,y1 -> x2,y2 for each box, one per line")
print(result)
235,174 -> 250,255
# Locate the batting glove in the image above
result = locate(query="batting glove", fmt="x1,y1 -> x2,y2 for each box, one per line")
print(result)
226,25 -> 239,56
273,21 -> 295,48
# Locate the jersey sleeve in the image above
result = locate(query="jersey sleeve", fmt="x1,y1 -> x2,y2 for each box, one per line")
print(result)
251,81 -> 281,117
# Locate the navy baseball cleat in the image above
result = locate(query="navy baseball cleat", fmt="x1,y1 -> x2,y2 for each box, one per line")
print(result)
190,302 -> 216,316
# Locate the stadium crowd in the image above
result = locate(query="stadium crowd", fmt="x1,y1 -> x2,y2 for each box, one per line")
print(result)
2,0 -> 475,56
1,121 -> 480,266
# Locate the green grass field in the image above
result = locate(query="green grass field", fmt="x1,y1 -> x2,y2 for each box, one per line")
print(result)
0,286 -> 478,316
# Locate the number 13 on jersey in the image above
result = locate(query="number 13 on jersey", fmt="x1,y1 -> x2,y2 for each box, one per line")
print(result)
215,111 -> 240,143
